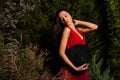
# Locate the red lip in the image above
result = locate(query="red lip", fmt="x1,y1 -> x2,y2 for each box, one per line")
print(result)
65,21 -> 69,24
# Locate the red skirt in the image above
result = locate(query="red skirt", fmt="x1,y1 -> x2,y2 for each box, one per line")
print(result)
60,67 -> 89,80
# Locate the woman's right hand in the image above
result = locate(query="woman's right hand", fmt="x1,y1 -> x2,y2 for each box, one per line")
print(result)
74,63 -> 89,71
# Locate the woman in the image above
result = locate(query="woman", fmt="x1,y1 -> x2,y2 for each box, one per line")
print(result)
54,9 -> 98,80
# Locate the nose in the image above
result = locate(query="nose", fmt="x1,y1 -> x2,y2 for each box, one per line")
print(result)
63,17 -> 68,23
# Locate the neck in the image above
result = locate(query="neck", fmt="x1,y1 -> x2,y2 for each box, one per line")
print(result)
68,23 -> 75,29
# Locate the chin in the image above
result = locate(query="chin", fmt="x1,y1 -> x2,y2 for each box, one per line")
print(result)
66,23 -> 71,26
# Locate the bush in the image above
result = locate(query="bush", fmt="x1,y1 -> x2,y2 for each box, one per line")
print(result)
89,50 -> 114,80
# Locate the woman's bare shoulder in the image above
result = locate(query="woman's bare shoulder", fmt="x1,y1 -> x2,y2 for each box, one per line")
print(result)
64,26 -> 70,32
61,27 -> 70,36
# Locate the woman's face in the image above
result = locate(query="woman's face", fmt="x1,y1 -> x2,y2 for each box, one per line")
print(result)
59,11 -> 73,26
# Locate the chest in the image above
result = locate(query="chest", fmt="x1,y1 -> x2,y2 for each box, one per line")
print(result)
67,29 -> 86,49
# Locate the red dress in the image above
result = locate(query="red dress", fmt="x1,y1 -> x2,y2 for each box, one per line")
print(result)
60,26 -> 89,80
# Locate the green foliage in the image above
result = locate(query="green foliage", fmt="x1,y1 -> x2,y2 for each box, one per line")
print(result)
15,48 -> 43,80
89,50 -> 114,80
0,45 -> 50,80
105,0 -> 120,79
16,10 -> 52,45
0,33 -> 6,80
0,34 -> 4,55
106,0 -> 120,54
1,0 -> 120,79
15,0 -> 101,49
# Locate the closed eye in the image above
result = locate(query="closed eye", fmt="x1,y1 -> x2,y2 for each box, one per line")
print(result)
65,15 -> 68,17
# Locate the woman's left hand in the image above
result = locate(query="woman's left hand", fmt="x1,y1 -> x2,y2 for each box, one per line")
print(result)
73,19 -> 80,26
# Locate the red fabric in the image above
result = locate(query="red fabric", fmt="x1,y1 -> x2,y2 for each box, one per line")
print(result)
60,26 -> 89,80
66,26 -> 86,49
60,67 -> 89,80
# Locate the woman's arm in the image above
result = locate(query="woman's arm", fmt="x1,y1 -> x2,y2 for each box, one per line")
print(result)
59,27 -> 88,71
74,20 -> 98,33
59,27 -> 76,70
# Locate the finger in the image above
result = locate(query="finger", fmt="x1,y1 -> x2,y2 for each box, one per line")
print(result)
82,67 -> 88,70
77,64 -> 86,69
83,63 -> 87,66
85,65 -> 89,70
86,64 -> 89,68
82,63 -> 88,67
77,64 -> 88,71
82,64 -> 89,70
